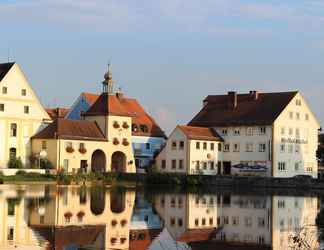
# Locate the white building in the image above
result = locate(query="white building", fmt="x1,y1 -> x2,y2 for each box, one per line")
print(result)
188,91 -> 320,178
156,125 -> 223,175
0,62 -> 51,169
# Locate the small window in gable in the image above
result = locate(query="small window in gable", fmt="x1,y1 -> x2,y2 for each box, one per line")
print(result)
21,89 -> 27,96
2,87 -> 7,94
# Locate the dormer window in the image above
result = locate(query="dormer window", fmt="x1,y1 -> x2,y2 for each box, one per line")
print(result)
140,124 -> 148,133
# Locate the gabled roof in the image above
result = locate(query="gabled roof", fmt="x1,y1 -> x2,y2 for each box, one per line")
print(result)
189,91 -> 298,127
81,92 -> 100,105
84,92 -> 166,138
32,118 -> 107,141
178,125 -> 223,141
46,108 -> 70,120
85,93 -> 130,116
0,62 -> 15,82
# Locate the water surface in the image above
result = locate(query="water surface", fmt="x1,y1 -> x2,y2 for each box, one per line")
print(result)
0,184 -> 323,250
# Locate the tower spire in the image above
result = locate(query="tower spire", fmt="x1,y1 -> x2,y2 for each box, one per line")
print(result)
103,63 -> 114,94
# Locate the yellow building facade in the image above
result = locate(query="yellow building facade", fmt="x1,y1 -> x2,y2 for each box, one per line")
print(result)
31,65 -> 136,173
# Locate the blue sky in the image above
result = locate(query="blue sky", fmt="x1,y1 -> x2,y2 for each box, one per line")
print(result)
1,0 -> 324,133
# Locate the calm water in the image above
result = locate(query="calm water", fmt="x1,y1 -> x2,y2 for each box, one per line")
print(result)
0,184 -> 323,250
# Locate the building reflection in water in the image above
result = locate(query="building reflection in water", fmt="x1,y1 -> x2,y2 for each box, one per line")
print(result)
0,184 -> 321,250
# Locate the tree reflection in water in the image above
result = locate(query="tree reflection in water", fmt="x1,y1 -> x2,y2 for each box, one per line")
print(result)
90,186 -> 106,215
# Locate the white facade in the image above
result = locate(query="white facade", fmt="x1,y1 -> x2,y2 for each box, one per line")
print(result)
0,63 -> 50,168
156,126 -> 222,175
214,92 -> 320,178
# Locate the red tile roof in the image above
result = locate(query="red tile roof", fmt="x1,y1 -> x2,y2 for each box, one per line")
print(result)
189,91 -> 298,127
0,62 -> 14,81
178,125 -> 223,141
32,118 -> 107,141
82,92 -> 100,105
85,92 -> 166,138
46,108 -> 70,120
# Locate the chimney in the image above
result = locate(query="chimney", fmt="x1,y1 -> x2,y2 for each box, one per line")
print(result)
228,91 -> 237,109
249,90 -> 259,100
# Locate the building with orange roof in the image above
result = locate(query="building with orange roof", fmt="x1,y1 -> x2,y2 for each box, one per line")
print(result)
155,125 -> 223,175
65,69 -> 166,172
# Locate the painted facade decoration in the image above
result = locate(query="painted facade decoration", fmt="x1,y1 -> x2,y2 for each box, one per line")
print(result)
0,62 -> 51,169
188,91 -> 320,178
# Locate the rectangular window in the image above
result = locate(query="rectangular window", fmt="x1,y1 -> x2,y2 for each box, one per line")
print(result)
258,218 -> 265,228
244,217 -> 252,227
233,143 -> 240,152
7,199 -> 15,216
42,141 -> 47,150
295,162 -> 299,171
278,162 -> 286,171
259,143 -> 266,152
209,218 -> 213,225
280,144 -> 285,153
195,219 -> 199,226
305,114 -> 309,121
222,129 -> 228,136
289,128 -> 293,136
196,142 -> 200,149
63,159 -> 69,172
145,143 -> 150,150
289,111 -> 293,119
179,141 -> 184,150
7,227 -> 14,241
210,161 -> 214,170
161,160 -> 166,169
295,144 -> 300,153
171,141 -> 177,150
203,162 -> 207,170
202,218 -> 206,226
296,112 -> 300,120
232,216 -> 239,226
196,161 -> 200,170
288,144 -> 293,153
172,160 -> 176,169
210,143 -> 214,151
245,143 -> 253,152
0,103 -> 4,112
21,89 -> 26,96
2,86 -> 7,94
296,128 -> 300,138
218,143 -> 222,152
224,144 -> 230,152
179,159 -> 183,169
203,142 -> 207,150
281,127 -> 285,135
234,128 -> 240,136
10,123 -> 17,137
24,105 -> 29,114
259,127 -> 266,135
246,127 -> 253,136
295,99 -> 301,106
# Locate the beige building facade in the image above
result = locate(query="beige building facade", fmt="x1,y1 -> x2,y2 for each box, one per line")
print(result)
156,125 -> 223,175
0,63 -> 50,169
